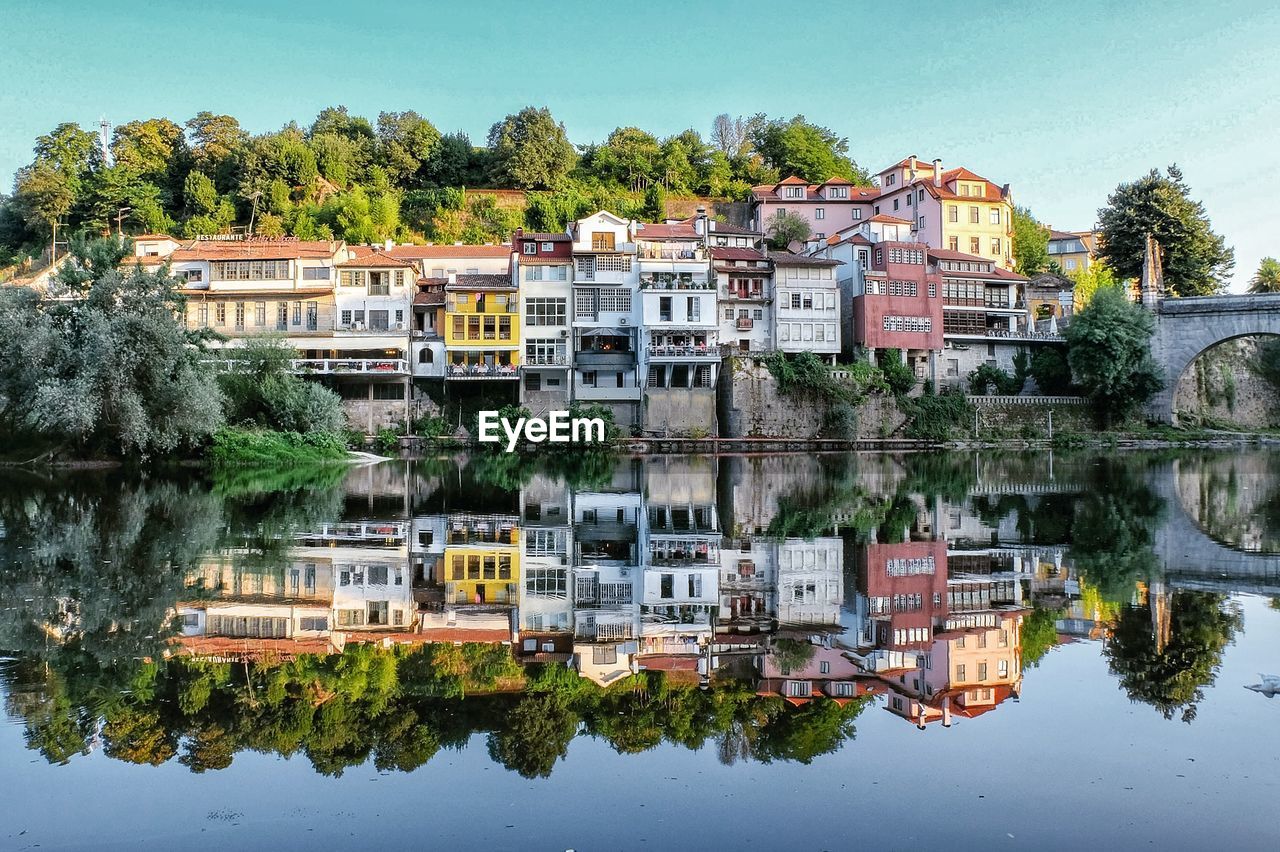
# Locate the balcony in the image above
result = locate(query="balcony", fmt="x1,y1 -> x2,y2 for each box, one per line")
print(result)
637,248 -> 706,262
735,316 -> 754,330
639,276 -> 711,290
447,363 -> 519,379
647,344 -> 719,359
523,353 -> 569,367
575,349 -> 636,368
575,255 -> 633,283
574,384 -> 642,401
291,358 -> 409,375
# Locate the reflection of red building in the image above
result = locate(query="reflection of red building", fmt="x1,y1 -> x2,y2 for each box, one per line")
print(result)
862,540 -> 949,662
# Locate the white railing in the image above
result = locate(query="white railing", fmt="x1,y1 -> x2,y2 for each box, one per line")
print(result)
291,358 -> 409,375
971,395 -> 1087,405
447,363 -> 519,378
523,353 -> 569,366
647,344 -> 718,358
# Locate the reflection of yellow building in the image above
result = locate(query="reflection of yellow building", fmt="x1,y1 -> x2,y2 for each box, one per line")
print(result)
443,275 -> 521,376
443,515 -> 521,604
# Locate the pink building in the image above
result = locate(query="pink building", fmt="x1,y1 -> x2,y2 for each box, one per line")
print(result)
751,176 -> 880,244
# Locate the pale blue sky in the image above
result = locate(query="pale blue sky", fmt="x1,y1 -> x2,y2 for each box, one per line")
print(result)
2,0 -> 1277,289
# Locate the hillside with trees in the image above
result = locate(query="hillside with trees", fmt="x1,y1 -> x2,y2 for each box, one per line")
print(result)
0,108 -> 871,270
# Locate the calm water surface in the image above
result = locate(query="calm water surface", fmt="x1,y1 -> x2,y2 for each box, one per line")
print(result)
1,451 -> 1278,851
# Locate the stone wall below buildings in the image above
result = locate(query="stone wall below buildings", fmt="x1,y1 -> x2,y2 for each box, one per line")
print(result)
970,396 -> 1095,435
718,359 -> 907,439
644,388 -> 719,437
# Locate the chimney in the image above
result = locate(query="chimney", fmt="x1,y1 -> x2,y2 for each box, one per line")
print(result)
908,155 -> 917,179
932,159 -> 942,187
694,205 -> 708,238
383,239 -> 394,252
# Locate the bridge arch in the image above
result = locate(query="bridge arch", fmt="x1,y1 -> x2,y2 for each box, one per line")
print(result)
1145,294 -> 1280,424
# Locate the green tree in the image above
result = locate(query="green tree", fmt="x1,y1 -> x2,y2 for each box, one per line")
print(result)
376,110 -> 441,187
747,115 -> 870,185
1063,284 -> 1162,423
1068,262 -> 1118,310
1096,166 -> 1234,296
590,126 -> 661,191
487,692 -> 580,778
1029,345 -> 1074,394
764,209 -> 810,249
216,336 -> 345,433
420,131 -> 476,187
0,236 -> 224,457
184,112 -> 247,190
1104,591 -> 1242,722
1012,205 -> 1050,276
487,107 -> 577,189
1248,256 -> 1280,294
12,161 -> 76,239
1021,607 -> 1061,669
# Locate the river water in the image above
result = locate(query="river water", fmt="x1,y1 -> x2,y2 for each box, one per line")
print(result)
1,450 -> 1277,851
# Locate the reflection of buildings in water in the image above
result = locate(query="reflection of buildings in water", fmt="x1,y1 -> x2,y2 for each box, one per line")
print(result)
160,456 -> 1105,709
851,537 -> 1027,727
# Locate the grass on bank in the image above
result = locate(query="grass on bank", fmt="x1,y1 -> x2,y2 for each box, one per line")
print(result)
208,427 -> 349,467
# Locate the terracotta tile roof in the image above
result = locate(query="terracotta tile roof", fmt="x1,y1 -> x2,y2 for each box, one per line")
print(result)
168,239 -> 343,261
516,255 -> 574,265
692,218 -> 759,236
413,290 -> 446,306
387,244 -> 512,259
752,181 -> 880,203
445,273 -> 515,291
777,175 -> 809,185
335,251 -> 415,269
869,214 -> 915,225
132,233 -> 176,241
522,232 -> 572,242
417,628 -> 512,643
769,251 -> 842,267
637,222 -> 699,239
817,177 -> 855,186
710,247 -> 767,262
1048,229 -> 1083,241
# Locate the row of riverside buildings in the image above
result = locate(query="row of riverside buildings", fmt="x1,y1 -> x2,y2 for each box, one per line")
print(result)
165,454 -> 1081,728
128,155 -> 1080,433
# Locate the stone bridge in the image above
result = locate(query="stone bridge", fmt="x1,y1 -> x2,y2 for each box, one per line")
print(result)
1145,293 -> 1280,424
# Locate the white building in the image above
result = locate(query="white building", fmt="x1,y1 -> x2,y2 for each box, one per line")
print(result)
771,252 -> 843,362
569,211 -> 643,427
513,229 -> 574,416
713,246 -> 773,353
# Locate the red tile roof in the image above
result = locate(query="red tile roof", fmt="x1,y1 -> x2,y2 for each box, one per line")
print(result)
770,251 -> 842,267
336,251 -> 415,269
869,214 -> 915,225
710,247 -> 767,262
521,232 -> 572,242
387,244 -> 512,259
168,239 -> 343,261
637,222 -> 699,239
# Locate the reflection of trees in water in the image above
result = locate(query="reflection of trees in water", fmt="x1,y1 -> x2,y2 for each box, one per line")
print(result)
3,642 -> 870,777
1103,590 -> 1242,723
1069,458 -> 1166,602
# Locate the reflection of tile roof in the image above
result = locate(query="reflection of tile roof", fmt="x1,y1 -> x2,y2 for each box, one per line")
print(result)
168,635 -> 337,659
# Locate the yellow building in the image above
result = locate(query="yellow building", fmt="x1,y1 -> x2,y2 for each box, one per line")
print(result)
442,514 -> 521,605
443,273 -> 521,379
876,157 -> 1016,270
1047,229 -> 1096,274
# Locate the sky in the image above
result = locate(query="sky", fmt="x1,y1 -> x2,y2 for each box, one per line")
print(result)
1,0 -> 1277,290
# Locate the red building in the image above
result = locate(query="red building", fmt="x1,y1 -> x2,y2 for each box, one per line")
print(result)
851,240 -> 944,361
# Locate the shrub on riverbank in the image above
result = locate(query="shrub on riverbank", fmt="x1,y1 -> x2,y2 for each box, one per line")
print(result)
208,427 -> 348,466
900,387 -> 974,441
216,337 -> 345,433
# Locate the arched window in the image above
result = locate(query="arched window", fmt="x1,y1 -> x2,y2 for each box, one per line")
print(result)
418,348 -> 433,364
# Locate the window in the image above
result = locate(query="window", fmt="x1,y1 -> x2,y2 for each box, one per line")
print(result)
990,208 -> 1001,225
969,206 -> 980,224
196,303 -> 208,327
886,173 -> 896,186
815,207 -> 825,220
970,237 -> 981,255
686,296 -> 700,322
687,574 -> 702,597
978,662 -> 988,681
790,293 -> 801,310
276,302 -> 288,330
893,198 -> 900,211
597,288 -> 631,312
214,302 -> 226,325
949,236 -> 959,251
660,574 -> 674,599
991,237 -> 1002,255
254,302 -> 266,326
523,242 -> 537,255
659,296 -> 672,322
828,186 -> 848,199
300,616 -> 328,631
956,664 -> 966,681
234,302 -> 245,330
948,205 -> 958,223
784,186 -> 804,198
820,660 -> 831,674
212,260 -> 289,281
302,266 -> 329,280
998,660 -> 1009,678
591,231 -> 615,251
526,297 -> 566,326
